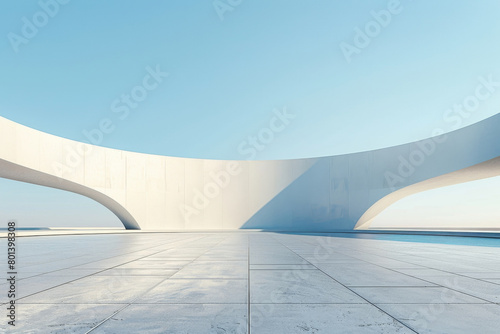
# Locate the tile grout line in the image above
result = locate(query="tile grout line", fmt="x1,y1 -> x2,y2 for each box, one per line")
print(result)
85,234 -> 231,333
15,233 -> 195,273
15,234 -> 201,282
294,237 -> 500,303
8,235 -> 206,305
317,242 -> 500,303
335,244 -> 500,287
12,302 -> 492,305
272,235 -> 420,334
327,239 -> 500,285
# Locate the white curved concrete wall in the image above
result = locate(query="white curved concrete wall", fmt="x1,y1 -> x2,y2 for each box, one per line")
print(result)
0,116 -> 314,230
355,156 -> 500,230
368,175 -> 500,231
1,113 -> 499,231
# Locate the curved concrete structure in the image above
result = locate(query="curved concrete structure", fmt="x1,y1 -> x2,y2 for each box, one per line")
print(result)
355,156 -> 500,230
1,114 -> 499,230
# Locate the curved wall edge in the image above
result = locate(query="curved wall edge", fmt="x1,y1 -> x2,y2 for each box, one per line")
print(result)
0,158 -> 141,229
1,113 -> 499,231
355,156 -> 500,230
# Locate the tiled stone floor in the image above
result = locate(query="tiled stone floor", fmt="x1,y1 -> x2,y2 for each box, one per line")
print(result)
1,232 -> 500,333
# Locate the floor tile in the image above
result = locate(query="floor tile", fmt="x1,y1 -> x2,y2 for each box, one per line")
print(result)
250,270 -> 365,303
0,303 -> 126,333
378,303 -> 500,334
171,261 -> 247,279
19,276 -> 166,304
96,304 -> 248,333
351,286 -> 487,304
250,304 -> 413,333
138,279 -> 248,303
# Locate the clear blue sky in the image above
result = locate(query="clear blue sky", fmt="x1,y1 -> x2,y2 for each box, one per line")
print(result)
1,0 -> 499,227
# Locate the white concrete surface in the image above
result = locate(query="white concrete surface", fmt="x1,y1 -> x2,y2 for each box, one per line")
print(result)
1,113 -> 500,231
2,232 -> 500,333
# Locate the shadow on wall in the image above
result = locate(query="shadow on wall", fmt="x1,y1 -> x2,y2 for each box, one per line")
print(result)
241,159 -> 353,231
242,113 -> 500,232
1,113 -> 499,231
